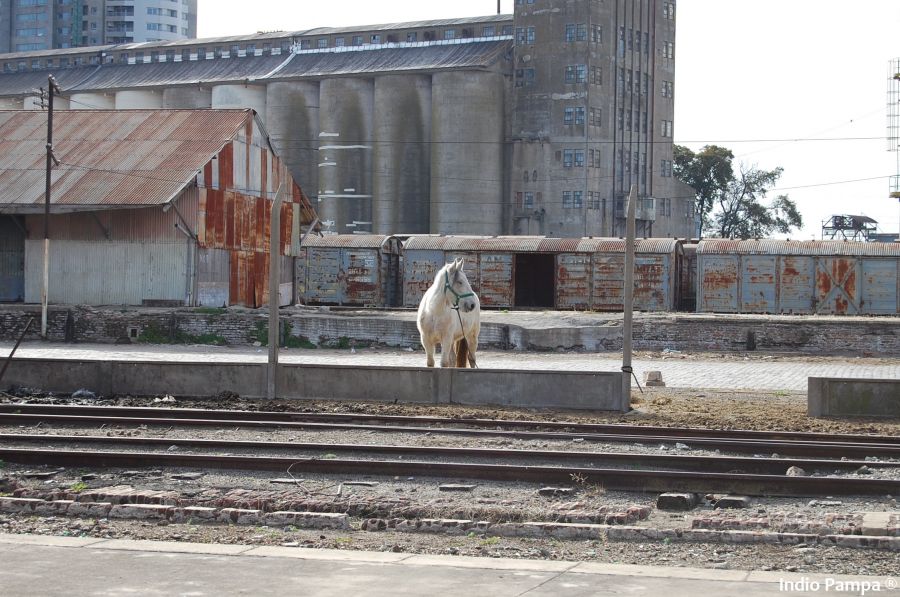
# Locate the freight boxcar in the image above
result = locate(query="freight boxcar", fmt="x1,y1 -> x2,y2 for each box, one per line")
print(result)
401,236 -> 682,311
696,239 -> 900,315
296,235 -> 401,307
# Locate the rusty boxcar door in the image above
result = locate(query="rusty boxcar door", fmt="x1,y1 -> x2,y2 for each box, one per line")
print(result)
402,250 -> 443,307
445,251 -> 480,292
342,249 -> 379,306
633,255 -> 669,311
591,254 -> 624,311
305,247 -> 342,304
556,253 -> 591,309
740,255 -> 777,313
815,257 -> 859,315
478,253 -> 514,307
778,256 -> 815,314
698,255 -> 739,313
860,259 -> 898,315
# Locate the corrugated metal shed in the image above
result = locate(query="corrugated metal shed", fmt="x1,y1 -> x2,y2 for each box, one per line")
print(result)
302,234 -> 402,251
698,239 -> 900,257
0,109 -> 260,212
296,235 -> 401,306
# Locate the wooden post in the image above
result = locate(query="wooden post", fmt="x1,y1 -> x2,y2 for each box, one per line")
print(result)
621,184 -> 637,411
267,166 -> 286,400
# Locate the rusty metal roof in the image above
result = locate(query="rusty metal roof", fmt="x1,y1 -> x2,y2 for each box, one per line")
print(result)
403,236 -> 680,254
303,234 -> 401,252
0,109 -> 302,214
697,239 -> 900,257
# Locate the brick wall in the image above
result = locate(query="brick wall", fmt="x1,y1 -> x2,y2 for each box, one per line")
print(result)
1,305 -> 898,355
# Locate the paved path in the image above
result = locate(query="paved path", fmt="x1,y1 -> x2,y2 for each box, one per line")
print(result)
2,342 -> 898,391
1,534 -> 895,596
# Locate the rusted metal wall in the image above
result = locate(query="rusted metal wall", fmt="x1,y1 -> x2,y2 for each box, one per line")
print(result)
478,253 -> 514,307
402,249 -> 444,308
0,216 -> 24,302
197,120 -> 310,308
697,240 -> 900,315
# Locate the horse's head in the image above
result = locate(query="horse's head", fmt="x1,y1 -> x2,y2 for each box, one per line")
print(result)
442,258 -> 478,313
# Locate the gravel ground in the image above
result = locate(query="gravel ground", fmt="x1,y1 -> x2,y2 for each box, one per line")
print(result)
2,383 -> 899,574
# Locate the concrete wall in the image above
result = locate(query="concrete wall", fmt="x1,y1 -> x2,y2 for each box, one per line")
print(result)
2,358 -> 626,411
808,378 -> 900,417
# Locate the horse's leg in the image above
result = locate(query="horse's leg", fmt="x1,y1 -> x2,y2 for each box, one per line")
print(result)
465,323 -> 479,368
455,338 -> 468,368
422,334 -> 436,368
440,335 -> 456,367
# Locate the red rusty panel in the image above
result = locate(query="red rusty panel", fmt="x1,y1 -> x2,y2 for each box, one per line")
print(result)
260,149 -> 268,201
219,142 -> 234,191
815,257 -> 859,315
225,193 -> 236,248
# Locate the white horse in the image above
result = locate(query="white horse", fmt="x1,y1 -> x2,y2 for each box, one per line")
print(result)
416,258 -> 480,368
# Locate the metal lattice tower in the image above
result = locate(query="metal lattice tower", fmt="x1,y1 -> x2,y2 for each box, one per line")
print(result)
889,59 -> 900,197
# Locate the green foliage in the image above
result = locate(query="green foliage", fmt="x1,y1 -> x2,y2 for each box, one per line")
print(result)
69,481 -> 87,493
674,144 -> 802,239
282,321 -> 316,349
195,307 -> 226,315
137,325 -> 227,346
251,321 -> 269,346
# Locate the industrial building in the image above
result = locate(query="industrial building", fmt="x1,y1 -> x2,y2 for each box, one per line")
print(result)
0,0 -> 198,52
0,109 -> 318,307
0,0 -> 695,240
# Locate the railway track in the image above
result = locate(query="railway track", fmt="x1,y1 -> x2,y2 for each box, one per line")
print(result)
1,404 -> 898,459
0,403 -> 898,497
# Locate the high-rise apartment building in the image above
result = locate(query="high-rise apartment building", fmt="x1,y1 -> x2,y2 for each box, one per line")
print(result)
0,0 -> 197,53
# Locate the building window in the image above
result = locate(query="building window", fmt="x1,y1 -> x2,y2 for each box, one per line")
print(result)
663,41 -> 675,59
587,192 -> 601,210
563,106 -> 585,125
590,149 -> 601,168
590,107 -> 601,127
617,108 -> 624,131
406,32 -> 417,42
563,191 -> 573,209
316,38 -> 327,49
482,25 -> 495,37
352,36 -> 363,46
661,80 -> 673,98
334,37 -> 345,47
574,149 -> 585,167
563,149 -> 574,168
565,24 -> 576,42
660,159 -> 673,177
524,192 -> 534,208
565,64 -> 586,84
592,25 -> 602,43
661,120 -> 673,138
515,68 -> 535,87
444,29 -> 456,39
515,27 -> 535,44
591,66 -> 602,85
371,34 -> 381,44
663,2 -> 676,20
501,25 -> 513,36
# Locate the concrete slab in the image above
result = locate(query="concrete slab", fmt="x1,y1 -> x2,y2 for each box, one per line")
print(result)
244,545 -> 414,563
570,561 -> 750,582
0,535 -> 894,597
90,538 -> 253,555
0,534 -> 107,548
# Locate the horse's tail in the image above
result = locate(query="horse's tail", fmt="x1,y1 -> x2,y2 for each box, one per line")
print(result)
456,337 -> 469,368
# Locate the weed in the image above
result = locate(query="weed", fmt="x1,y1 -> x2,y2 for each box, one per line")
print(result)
195,307 -> 226,315
251,321 -> 269,346
0,460 -> 5,468
322,453 -> 337,460
282,321 -> 316,349
773,390 -> 790,397
480,536 -> 501,546
69,481 -> 87,493
334,537 -> 352,545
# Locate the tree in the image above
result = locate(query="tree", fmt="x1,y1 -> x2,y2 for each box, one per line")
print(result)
715,166 -> 803,239
673,145 -> 803,239
673,145 -> 734,238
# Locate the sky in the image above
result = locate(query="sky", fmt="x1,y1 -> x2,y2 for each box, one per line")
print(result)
198,0 -> 900,238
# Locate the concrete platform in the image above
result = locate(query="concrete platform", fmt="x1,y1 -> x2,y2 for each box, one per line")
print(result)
1,534 -> 895,596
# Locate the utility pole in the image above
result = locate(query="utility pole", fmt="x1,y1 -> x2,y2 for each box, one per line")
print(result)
621,184 -> 637,411
267,165 -> 287,400
42,75 -> 61,339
